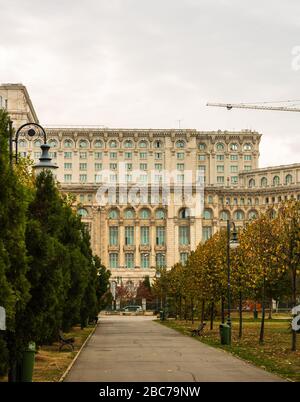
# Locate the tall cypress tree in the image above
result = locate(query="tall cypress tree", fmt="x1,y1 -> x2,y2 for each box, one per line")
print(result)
0,110 -> 30,380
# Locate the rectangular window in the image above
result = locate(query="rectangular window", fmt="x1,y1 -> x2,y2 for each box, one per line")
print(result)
156,226 -> 165,246
177,152 -> 184,160
125,253 -> 134,269
49,152 -> 57,159
177,163 -> 184,171
140,163 -> 147,171
95,152 -> 102,159
109,163 -> 117,171
79,194 -> 84,203
64,152 -> 72,159
109,253 -> 118,269
155,152 -> 162,160
64,174 -> 72,183
155,163 -> 162,171
140,152 -> 147,159
34,152 -> 41,159
88,194 -> 92,202
217,165 -> 224,173
139,174 -> 148,183
64,163 -> 72,170
140,226 -> 150,245
244,165 -> 252,171
125,163 -> 132,171
177,174 -> 184,184
95,174 -> 102,183
80,174 -> 87,183
231,176 -> 238,184
202,227 -> 212,242
156,253 -> 165,268
109,226 -> 119,246
110,152 -> 117,160
125,152 -> 132,159
230,165 -> 238,173
110,173 -> 117,183
179,226 -> 190,245
80,152 -> 87,159
180,252 -> 189,265
230,155 -> 238,161
198,155 -> 206,161
125,226 -> 134,245
141,253 -> 149,269
244,155 -> 252,161
80,163 -> 87,171
95,163 -> 102,171
217,176 -> 224,184
217,155 -> 224,161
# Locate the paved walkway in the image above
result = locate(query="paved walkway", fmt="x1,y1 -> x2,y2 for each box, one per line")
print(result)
65,315 -> 283,382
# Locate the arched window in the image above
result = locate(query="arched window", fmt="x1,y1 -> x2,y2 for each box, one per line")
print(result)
139,208 -> 150,219
249,178 -> 255,188
49,139 -> 58,148
124,139 -> 133,148
198,143 -> 206,151
139,140 -> 148,148
34,139 -> 42,148
178,208 -> 190,219
261,177 -> 268,187
94,140 -> 103,148
154,140 -> 162,148
203,209 -> 213,219
176,140 -> 185,148
64,139 -> 73,148
220,210 -> 230,221
273,176 -> 280,186
234,210 -> 245,220
124,208 -> 135,219
18,139 -> 27,148
155,209 -> 166,219
216,143 -> 224,151
79,139 -> 88,148
78,208 -> 88,217
243,143 -> 252,151
248,210 -> 258,220
268,209 -> 276,219
109,140 -> 118,148
230,143 -> 238,151
108,209 -> 119,219
285,174 -> 293,185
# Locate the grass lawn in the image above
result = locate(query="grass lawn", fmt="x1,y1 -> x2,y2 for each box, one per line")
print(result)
32,325 -> 95,382
0,324 -> 96,382
158,313 -> 300,382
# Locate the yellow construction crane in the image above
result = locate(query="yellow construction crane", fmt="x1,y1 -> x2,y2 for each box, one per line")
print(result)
207,101 -> 300,113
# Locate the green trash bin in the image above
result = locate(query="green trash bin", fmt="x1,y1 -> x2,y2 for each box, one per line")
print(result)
219,323 -> 231,345
253,310 -> 258,320
160,310 -> 165,321
21,341 -> 36,382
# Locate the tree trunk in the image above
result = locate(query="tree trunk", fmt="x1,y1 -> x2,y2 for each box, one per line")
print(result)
221,295 -> 225,324
191,298 -> 194,324
179,295 -> 182,321
239,291 -> 243,339
268,296 -> 273,320
291,265 -> 297,352
201,299 -> 205,324
259,276 -> 266,344
210,301 -> 214,330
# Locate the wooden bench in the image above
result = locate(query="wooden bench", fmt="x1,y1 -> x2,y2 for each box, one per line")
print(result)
59,330 -> 75,351
190,322 -> 206,336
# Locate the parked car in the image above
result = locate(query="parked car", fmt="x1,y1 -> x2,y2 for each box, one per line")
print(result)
123,305 -> 143,312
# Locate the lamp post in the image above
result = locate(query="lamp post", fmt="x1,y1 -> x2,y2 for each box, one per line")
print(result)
226,220 -> 239,344
8,119 -> 57,174
155,269 -> 161,313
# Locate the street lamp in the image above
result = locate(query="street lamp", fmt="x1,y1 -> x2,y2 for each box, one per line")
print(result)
155,269 -> 162,314
226,220 -> 240,344
8,120 -> 57,174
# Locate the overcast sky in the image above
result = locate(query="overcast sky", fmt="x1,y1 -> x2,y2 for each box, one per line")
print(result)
1,0 -> 300,167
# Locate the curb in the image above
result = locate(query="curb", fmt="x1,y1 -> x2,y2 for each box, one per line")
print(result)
59,323 -> 98,382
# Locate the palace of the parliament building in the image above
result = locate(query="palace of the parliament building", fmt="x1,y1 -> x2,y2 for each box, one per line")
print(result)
2,83 -> 300,288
